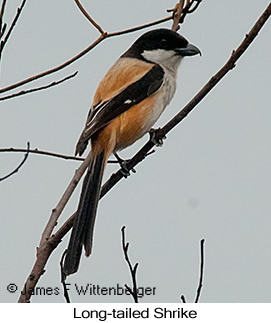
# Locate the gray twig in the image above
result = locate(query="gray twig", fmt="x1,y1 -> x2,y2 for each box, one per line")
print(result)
0,71 -> 78,101
121,226 -> 139,303
0,0 -> 27,60
194,239 -> 205,303
0,141 -> 30,181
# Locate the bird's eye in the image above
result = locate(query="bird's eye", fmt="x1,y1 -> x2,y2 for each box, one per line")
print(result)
160,38 -> 168,46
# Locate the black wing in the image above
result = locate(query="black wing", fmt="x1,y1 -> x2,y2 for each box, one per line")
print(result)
76,64 -> 165,156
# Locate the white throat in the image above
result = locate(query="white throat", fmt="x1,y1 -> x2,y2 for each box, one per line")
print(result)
142,49 -> 183,74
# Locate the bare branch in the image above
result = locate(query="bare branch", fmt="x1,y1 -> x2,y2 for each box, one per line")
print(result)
0,146 -> 84,161
0,0 -> 26,60
0,22 -> 6,38
194,239 -> 205,303
121,226 -> 139,303
39,151 -> 92,246
171,0 -> 203,31
180,295 -> 186,303
171,0 -> 185,31
74,0 -> 105,35
17,2 -> 271,303
0,35 -> 104,94
0,1 -> 201,96
0,146 -> 132,163
107,16 -> 172,37
181,239 -> 205,303
0,15 -> 173,95
181,0 -> 200,21
0,141 -> 30,181
18,211 -> 75,303
0,0 -> 7,38
0,71 -> 78,101
187,0 -> 202,14
100,2 -> 271,198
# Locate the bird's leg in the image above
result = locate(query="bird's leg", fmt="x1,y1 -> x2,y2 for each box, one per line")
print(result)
114,152 -> 136,178
149,128 -> 167,147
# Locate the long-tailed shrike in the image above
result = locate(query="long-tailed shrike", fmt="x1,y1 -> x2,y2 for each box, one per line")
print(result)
64,28 -> 200,275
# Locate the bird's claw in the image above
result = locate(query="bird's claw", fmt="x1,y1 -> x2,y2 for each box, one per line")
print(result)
114,153 -> 136,178
149,128 -> 166,147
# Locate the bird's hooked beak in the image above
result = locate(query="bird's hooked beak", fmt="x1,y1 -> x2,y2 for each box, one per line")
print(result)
175,43 -> 201,57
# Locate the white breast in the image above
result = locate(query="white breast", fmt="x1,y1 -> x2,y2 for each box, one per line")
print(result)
143,67 -> 177,131
115,66 -> 179,151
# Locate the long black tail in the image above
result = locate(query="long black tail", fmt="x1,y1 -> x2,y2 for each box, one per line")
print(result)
63,151 -> 106,276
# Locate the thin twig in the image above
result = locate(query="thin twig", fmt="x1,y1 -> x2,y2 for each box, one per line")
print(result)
0,141 -> 30,181
121,226 -> 139,303
107,16 -> 172,37
0,15 -> 173,95
0,147 -> 84,161
187,0 -> 202,14
74,0 -> 105,35
0,34 -> 104,94
180,295 -> 186,303
0,71 -> 78,101
0,22 -> 6,38
60,250 -> 71,303
179,0 -> 201,24
171,0 -> 202,31
0,146 -> 124,163
171,0 -> 185,32
194,239 -> 205,303
0,0 -> 7,38
17,3 -> 271,303
0,0 -> 26,60
180,238 -> 205,303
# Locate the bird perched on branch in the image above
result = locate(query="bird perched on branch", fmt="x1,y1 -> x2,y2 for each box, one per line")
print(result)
64,28 -> 200,275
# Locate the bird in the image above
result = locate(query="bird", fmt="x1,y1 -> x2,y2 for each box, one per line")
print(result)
63,28 -> 200,276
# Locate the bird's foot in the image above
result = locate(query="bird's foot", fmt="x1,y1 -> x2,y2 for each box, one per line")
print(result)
149,128 -> 166,147
114,153 -> 136,178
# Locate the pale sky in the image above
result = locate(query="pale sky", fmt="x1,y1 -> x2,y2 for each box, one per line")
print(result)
0,0 -> 270,303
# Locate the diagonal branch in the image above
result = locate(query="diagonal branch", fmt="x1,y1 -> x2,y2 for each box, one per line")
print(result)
17,2 -> 271,303
171,0 -> 185,31
0,71 -> 78,101
106,16 -> 172,37
0,34 -> 104,94
170,0 -> 202,31
0,15 -> 173,95
100,2 -> 271,197
74,0 -> 105,34
0,22 -> 6,38
186,0 -> 202,14
0,141 -> 30,181
0,0 -> 26,61
0,1 -> 201,98
0,0 -> 7,38
39,151 -> 92,246
181,0 -> 202,23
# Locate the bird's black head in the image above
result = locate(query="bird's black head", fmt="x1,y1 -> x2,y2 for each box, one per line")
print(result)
122,29 -> 201,63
